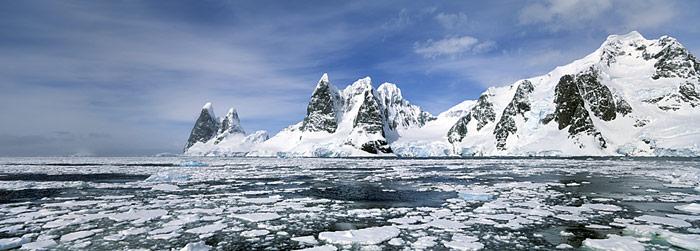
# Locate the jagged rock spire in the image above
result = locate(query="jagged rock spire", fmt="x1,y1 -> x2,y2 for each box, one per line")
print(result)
302,73 -> 340,133
184,102 -> 220,151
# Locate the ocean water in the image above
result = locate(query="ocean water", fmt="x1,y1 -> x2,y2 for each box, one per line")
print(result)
0,157 -> 699,250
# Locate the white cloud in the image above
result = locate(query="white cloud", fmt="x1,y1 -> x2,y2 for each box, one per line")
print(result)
414,36 -> 495,58
434,12 -> 468,30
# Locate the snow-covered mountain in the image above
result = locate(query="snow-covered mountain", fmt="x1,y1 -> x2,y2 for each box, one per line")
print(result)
248,74 -> 435,157
183,103 -> 268,156
184,31 -> 700,157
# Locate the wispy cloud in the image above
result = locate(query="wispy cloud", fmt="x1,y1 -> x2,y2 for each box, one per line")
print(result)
414,36 -> 495,58
434,12 -> 469,30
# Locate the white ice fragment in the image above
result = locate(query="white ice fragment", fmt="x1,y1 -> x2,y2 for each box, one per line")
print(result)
240,196 -> 281,204
443,234 -> 483,251
318,226 -> 400,245
59,230 -> 95,242
0,237 -> 30,250
109,209 -> 168,222
241,229 -> 270,238
582,203 -> 622,212
294,244 -> 338,251
152,184 -> 179,191
291,236 -> 318,245
675,203 -> 700,214
555,243 -> 573,249
180,241 -> 211,251
634,215 -> 691,228
458,190 -> 494,201
412,236 -> 437,249
582,235 -> 644,251
185,223 -> 226,234
20,239 -> 57,250
232,213 -> 281,222
428,219 -> 468,230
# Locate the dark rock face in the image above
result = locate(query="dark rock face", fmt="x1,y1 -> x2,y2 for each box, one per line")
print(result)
494,80 -> 534,150
615,97 -> 633,116
447,93 -> 495,144
576,68 -> 617,121
472,94 -> 496,131
302,77 -> 339,133
353,90 -> 386,135
549,75 -> 606,148
679,82 -> 700,106
447,114 -> 471,144
184,108 -> 219,151
360,140 -> 392,154
651,37 -> 700,80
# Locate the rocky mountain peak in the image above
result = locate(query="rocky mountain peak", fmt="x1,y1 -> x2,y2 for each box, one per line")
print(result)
302,74 -> 341,133
184,102 -> 220,151
220,108 -> 245,135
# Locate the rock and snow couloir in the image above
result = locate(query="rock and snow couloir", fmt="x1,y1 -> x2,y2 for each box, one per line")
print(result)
184,31 -> 700,157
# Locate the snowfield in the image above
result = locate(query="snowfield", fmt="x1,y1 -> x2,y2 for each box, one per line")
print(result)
0,157 -> 699,250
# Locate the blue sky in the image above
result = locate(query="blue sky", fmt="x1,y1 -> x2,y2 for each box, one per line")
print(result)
1,0 -> 699,156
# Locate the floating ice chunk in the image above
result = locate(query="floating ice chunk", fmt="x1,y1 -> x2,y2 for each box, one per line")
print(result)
555,214 -> 586,222
624,224 -> 700,250
582,235 -> 644,251
387,238 -> 404,246
458,190 -> 494,201
233,213 -> 281,222
675,203 -> 700,214
586,224 -> 612,229
318,226 -> 400,245
20,239 -> 57,250
582,203 -> 622,212
241,229 -> 269,238
413,236 -> 437,249
0,237 -> 30,250
178,161 -> 208,167
109,209 -> 168,222
145,172 -> 190,183
180,241 -> 211,251
555,243 -> 573,249
634,215 -> 691,228
294,245 -> 338,251
185,223 -> 226,234
662,232 -> 700,251
152,184 -> 179,191
443,234 -> 483,250
291,236 -> 318,245
428,219 -> 467,230
240,196 -> 281,204
60,230 -> 95,242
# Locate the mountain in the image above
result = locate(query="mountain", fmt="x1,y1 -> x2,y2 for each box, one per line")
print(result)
185,31 -> 700,157
249,75 -> 436,157
183,103 -> 268,156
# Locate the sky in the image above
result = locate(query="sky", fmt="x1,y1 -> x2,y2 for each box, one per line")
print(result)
1,0 -> 699,156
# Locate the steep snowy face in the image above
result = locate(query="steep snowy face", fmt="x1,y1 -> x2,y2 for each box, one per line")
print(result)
184,103 -> 220,151
377,83 -> 436,130
243,130 -> 269,144
350,88 -> 392,153
301,73 -> 341,133
494,80 -> 534,150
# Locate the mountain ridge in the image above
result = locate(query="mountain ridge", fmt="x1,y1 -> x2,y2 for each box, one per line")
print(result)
184,31 -> 700,157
